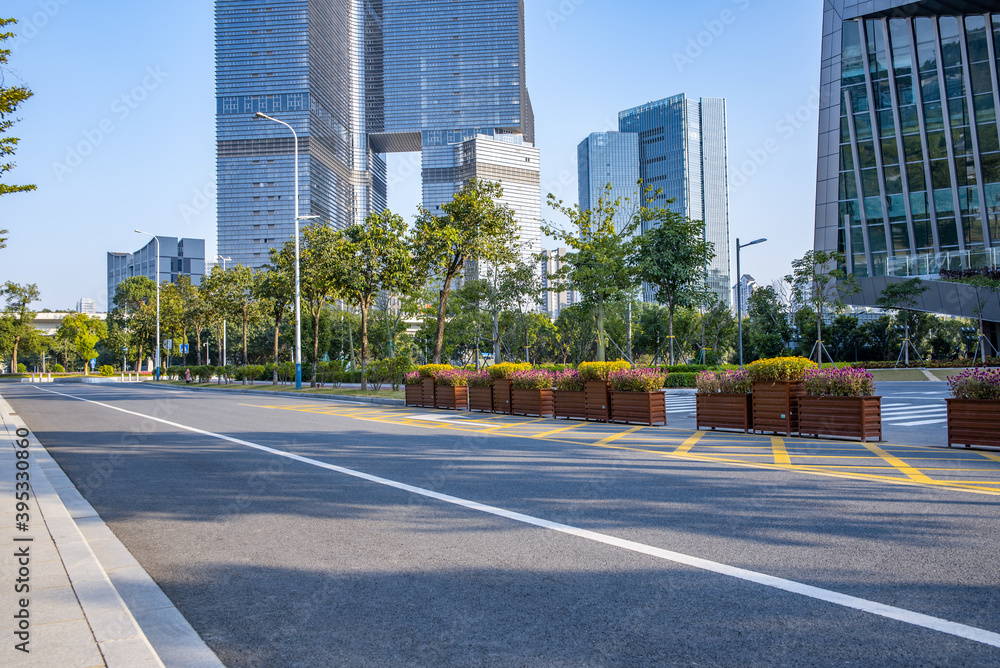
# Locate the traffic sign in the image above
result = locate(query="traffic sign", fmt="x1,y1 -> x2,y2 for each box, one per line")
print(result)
180,344 -> 189,354
165,339 -> 173,350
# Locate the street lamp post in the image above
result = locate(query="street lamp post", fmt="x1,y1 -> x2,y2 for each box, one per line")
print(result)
253,112 -> 319,390
135,230 -> 161,380
216,255 -> 231,366
736,237 -> 767,369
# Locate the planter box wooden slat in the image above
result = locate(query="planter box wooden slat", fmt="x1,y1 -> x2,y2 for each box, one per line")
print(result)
421,377 -> 436,409
752,381 -> 806,436
609,390 -> 666,426
404,384 -> 423,407
511,388 -> 554,417
435,385 -> 469,411
554,390 -> 587,420
696,394 -> 752,433
798,395 -> 882,442
585,380 -> 610,422
468,386 -> 494,413
493,379 -> 512,415
947,399 -> 1000,448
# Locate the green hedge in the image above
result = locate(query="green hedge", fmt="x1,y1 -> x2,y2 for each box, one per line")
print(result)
663,372 -> 697,388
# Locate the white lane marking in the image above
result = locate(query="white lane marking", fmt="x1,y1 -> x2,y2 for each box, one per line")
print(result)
28,385 -> 1000,650
883,413 -> 948,422
894,419 -> 948,427
880,403 -> 912,408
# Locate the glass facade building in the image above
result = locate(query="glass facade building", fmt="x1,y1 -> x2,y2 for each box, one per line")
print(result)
816,1 -> 1000,280
577,132 -> 641,233
107,238 -> 206,306
614,95 -> 732,305
217,0 -> 534,270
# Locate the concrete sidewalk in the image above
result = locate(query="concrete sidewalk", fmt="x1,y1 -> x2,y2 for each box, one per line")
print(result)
0,394 -> 223,668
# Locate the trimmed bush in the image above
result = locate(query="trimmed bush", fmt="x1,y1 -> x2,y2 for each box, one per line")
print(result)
403,371 -> 422,385
98,365 -> 115,377
696,369 -> 752,394
553,369 -> 585,392
663,372 -> 697,388
435,369 -> 471,386
52,364 -> 65,373
578,361 -> 632,382
16,363 -> 26,373
948,367 -> 1000,400
417,363 -> 453,378
467,370 -> 493,387
662,364 -> 710,373
803,367 -> 876,397
746,356 -> 817,383
487,362 -> 532,379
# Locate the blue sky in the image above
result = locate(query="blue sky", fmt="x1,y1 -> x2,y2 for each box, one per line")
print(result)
0,0 -> 823,311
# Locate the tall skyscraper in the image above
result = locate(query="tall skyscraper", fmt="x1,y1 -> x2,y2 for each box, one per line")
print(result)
575,96 -> 731,305
619,95 -> 731,305
816,2 -> 1000,285
577,132 -> 641,232
216,0 -> 536,269
107,238 -> 206,306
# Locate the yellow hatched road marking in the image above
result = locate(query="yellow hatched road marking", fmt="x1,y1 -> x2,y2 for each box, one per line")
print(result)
531,423 -> 583,439
593,426 -> 644,447
674,431 -> 705,455
771,437 -> 791,465
980,452 -> 1000,463
862,442 -> 935,484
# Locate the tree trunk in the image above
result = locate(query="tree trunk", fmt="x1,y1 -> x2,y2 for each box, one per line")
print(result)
669,304 -> 676,367
11,337 -> 19,372
195,328 -> 203,365
272,314 -> 282,385
433,277 -> 454,364
242,306 -> 249,367
311,307 -> 321,388
596,300 -> 606,362
493,311 -> 501,364
817,306 -> 824,369
360,303 -> 369,391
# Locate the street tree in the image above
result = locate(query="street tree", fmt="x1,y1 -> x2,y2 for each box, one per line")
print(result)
875,277 -> 929,365
786,250 -> 859,368
460,254 -> 541,365
631,208 -> 715,365
543,183 -> 645,361
1,19 -> 35,199
109,276 -> 157,371
298,223 -> 343,386
0,281 -> 39,372
413,179 -> 519,363
334,211 -> 415,389
260,244 -> 295,383
57,313 -> 107,374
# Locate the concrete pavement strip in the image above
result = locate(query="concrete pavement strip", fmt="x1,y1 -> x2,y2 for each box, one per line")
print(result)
0,393 -> 223,668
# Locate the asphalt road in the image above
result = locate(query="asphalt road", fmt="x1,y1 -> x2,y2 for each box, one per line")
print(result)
3,383 -> 1000,667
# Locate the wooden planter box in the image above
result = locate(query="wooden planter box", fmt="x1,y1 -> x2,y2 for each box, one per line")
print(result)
493,379 -> 512,415
468,386 -> 494,413
404,384 -> 423,407
554,390 -> 588,420
798,395 -> 882,442
947,399 -> 1000,448
696,393 -> 753,433
752,381 -> 806,436
610,390 -> 667,426
585,380 -> 611,422
421,377 -> 436,408
435,385 -> 469,411
511,388 -> 554,417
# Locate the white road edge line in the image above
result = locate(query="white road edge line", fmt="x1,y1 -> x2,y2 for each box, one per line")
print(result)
30,385 -> 1000,650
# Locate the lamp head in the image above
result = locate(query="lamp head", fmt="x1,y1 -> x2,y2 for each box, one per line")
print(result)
254,112 -> 267,119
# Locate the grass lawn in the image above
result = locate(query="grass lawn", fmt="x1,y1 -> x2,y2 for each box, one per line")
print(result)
868,369 -> 932,382
162,380 -> 403,400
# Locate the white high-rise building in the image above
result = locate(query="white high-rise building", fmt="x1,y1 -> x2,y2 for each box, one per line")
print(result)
733,274 -> 760,317
541,248 -> 582,318
76,298 -> 97,315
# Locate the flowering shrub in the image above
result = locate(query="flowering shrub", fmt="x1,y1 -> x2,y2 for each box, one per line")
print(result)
417,364 -> 453,378
435,369 -> 470,387
487,362 -> 533,379
467,370 -> 493,387
803,367 -> 876,397
745,356 -> 818,383
578,360 -> 632,382
553,369 -> 585,392
948,367 -> 1000,400
510,369 -> 555,390
403,371 -> 422,386
608,367 -> 666,393
696,369 -> 752,394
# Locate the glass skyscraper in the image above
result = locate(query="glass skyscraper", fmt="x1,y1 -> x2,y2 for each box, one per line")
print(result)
216,0 -> 535,270
578,132 -> 641,233
816,1 -> 1000,280
581,95 -> 731,305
